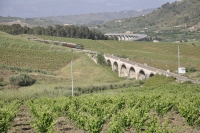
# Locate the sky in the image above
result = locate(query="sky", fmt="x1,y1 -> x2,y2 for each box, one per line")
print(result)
0,0 -> 177,18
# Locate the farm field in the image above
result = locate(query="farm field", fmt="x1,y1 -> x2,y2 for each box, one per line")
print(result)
0,32 -> 200,132
0,32 -> 77,71
1,81 -> 200,133
0,31 -> 124,99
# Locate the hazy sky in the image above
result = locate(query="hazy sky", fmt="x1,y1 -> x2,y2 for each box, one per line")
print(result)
0,0 -> 177,18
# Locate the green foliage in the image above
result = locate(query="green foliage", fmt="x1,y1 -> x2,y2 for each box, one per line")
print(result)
0,24 -> 106,40
54,81 -> 135,96
9,73 -> 36,86
26,84 -> 200,132
1,84 -> 200,132
186,66 -> 196,73
0,100 -> 22,132
27,99 -> 57,133
97,53 -> 106,65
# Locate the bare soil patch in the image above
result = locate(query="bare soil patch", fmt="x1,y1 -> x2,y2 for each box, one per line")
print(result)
53,116 -> 87,133
0,69 -> 18,82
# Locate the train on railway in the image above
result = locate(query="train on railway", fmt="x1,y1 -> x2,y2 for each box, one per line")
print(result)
60,42 -> 84,49
29,38 -> 84,49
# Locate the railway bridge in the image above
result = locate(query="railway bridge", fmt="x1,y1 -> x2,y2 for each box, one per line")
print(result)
104,33 -> 147,41
104,54 -> 200,83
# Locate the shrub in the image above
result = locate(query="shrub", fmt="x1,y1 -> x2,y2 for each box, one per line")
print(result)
97,53 -> 106,65
0,76 -> 6,87
186,67 -> 196,73
9,73 -> 36,86
0,76 -> 3,82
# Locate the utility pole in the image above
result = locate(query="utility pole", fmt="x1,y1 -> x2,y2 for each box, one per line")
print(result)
71,60 -> 74,96
178,45 -> 180,69
178,45 -> 181,74
178,46 -> 180,68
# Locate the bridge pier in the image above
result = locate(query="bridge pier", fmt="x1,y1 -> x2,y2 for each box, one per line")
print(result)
105,55 -> 156,80
103,54 -> 199,83
104,33 -> 147,41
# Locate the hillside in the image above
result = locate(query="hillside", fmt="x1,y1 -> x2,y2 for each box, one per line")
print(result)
0,9 -> 153,27
0,31 -> 124,93
15,33 -> 200,81
0,32 -> 200,132
42,9 -> 154,25
0,16 -> 62,28
94,0 -> 200,42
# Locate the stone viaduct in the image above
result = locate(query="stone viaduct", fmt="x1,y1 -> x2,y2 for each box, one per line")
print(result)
104,54 -> 200,84
104,33 -> 147,41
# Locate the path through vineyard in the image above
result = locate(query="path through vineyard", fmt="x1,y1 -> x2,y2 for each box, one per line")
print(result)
7,105 -> 36,133
7,105 -> 87,133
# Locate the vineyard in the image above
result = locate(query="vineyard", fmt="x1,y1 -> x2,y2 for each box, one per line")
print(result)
0,84 -> 200,133
0,32 -> 78,71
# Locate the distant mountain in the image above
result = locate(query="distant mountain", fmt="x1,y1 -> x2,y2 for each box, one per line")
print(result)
0,16 -> 62,28
42,9 -> 154,25
96,0 -> 200,33
0,9 -> 154,27
0,0 -> 176,18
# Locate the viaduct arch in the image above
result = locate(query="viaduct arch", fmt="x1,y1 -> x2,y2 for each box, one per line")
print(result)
104,54 -> 199,83
104,33 -> 147,41
105,55 -> 156,80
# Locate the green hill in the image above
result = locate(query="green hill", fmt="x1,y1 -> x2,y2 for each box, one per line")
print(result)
1,31 -> 200,76
0,32 -> 125,95
94,0 -> 200,42
0,31 -> 200,99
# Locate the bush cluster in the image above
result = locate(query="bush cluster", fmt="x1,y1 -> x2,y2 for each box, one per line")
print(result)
0,24 -> 107,40
54,81 -> 138,96
0,65 -> 55,75
186,67 -> 196,73
9,73 -> 36,86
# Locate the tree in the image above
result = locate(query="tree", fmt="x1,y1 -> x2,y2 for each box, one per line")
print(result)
45,26 -> 54,36
162,2 -> 170,9
0,24 -> 107,40
70,25 -> 76,38
97,53 -> 106,65
11,24 -> 22,35
23,26 -> 30,34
